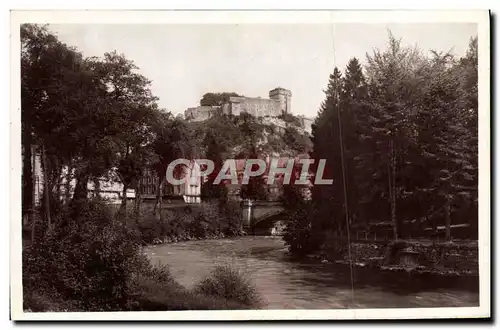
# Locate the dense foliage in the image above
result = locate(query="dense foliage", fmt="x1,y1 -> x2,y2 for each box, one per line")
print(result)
21,24 -> 199,233
134,201 -> 244,244
21,24 -> 266,312
200,92 -> 242,106
283,33 -> 478,255
23,200 -> 260,311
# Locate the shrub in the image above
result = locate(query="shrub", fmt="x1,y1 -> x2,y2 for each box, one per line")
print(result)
130,200 -> 245,242
188,214 -> 211,238
23,198 -> 145,311
187,204 -> 218,238
23,199 -> 260,312
127,259 -> 253,310
135,258 -> 177,285
23,288 -> 77,312
135,213 -> 165,244
193,265 -> 261,308
320,231 -> 348,261
220,202 -> 243,236
282,205 -> 319,255
134,208 -> 195,244
129,277 -> 248,311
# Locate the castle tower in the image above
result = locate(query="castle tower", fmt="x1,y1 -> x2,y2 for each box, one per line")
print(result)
269,87 -> 292,115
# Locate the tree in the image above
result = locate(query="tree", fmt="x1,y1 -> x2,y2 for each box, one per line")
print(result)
152,115 -> 196,220
201,127 -> 229,203
21,24 -> 107,231
339,58 -> 369,227
281,162 -> 308,211
414,47 -> 477,241
364,33 -> 430,239
237,114 -> 268,201
283,126 -> 311,154
21,24 -> 168,232
200,92 -> 241,106
301,31 -> 478,248
360,32 -> 478,241
309,67 -> 344,236
91,51 -> 161,220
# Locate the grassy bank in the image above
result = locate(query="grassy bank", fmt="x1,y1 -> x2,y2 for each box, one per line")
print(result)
23,199 -> 261,312
304,237 -> 479,277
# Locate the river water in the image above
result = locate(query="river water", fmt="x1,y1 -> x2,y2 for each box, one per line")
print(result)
146,236 -> 479,309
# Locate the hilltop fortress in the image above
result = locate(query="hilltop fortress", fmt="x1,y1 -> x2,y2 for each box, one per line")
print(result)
184,87 -> 313,134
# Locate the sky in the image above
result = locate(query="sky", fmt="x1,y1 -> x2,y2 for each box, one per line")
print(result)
48,23 -> 477,119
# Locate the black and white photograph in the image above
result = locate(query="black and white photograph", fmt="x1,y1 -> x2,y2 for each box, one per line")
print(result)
10,10 -> 490,320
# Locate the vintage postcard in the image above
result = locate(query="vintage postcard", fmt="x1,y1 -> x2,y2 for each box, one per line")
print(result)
10,10 -> 490,320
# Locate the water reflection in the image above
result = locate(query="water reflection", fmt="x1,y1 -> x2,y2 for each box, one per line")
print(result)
146,236 -> 479,309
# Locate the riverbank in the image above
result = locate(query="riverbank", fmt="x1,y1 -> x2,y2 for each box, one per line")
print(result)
305,239 -> 479,277
23,199 -> 262,312
120,200 -> 247,245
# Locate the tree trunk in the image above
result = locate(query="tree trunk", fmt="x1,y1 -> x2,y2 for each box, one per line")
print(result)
445,195 -> 451,242
30,145 -> 37,242
41,145 -> 51,230
73,169 -> 90,202
118,183 -> 128,220
154,175 -> 165,221
134,177 -> 142,223
431,214 -> 437,239
93,177 -> 101,199
22,139 -> 34,228
54,166 -> 64,204
390,140 -> 397,240
64,163 -> 73,204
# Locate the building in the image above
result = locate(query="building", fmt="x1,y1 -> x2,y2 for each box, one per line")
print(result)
222,87 -> 291,117
184,87 -> 313,134
138,161 -> 202,203
214,155 -> 313,202
25,145 -> 202,206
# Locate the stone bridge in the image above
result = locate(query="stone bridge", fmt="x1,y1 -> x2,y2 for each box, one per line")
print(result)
241,201 -> 289,235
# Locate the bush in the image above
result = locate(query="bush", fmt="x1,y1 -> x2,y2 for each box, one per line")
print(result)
282,204 -> 319,255
220,202 -> 244,236
127,200 -> 246,243
23,199 -> 261,312
129,277 -> 248,311
133,208 -> 195,244
132,201 -> 244,243
320,231 -> 348,261
23,198 -> 145,311
193,265 -> 261,308
135,214 -> 165,244
23,288 -> 77,312
187,204 -> 218,238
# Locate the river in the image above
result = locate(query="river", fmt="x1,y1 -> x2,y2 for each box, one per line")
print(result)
146,236 -> 479,309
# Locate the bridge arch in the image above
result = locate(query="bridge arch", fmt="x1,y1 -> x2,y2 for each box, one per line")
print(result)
251,209 -> 290,236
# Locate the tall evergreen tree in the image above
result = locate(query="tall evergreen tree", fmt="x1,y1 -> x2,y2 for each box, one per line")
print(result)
364,33 -> 429,239
310,67 -> 344,235
340,58 -> 369,227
